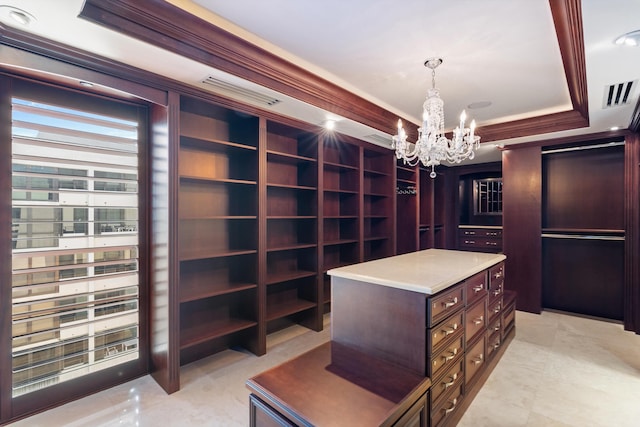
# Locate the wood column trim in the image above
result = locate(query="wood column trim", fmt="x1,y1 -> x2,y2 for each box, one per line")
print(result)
502,146 -> 542,313
624,133 -> 640,333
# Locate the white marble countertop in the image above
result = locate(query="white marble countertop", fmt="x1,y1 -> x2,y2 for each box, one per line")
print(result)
327,249 -> 506,295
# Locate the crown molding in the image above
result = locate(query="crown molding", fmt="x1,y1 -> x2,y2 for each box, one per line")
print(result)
79,0 -> 589,144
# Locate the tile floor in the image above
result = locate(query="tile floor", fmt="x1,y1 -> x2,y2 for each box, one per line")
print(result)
7,310 -> 640,427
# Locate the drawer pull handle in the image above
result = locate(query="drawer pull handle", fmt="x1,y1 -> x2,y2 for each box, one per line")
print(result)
493,322 -> 501,332
464,240 -> 475,244
442,373 -> 458,388
494,271 -> 503,279
442,348 -> 458,362
492,289 -> 502,297
472,315 -> 484,325
493,304 -> 501,314
442,323 -> 458,336
465,231 -> 476,235
442,297 -> 458,309
493,341 -> 501,350
471,354 -> 484,365
472,284 -> 484,293
443,398 -> 458,415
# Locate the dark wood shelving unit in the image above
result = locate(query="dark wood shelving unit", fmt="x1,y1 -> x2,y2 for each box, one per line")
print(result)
321,138 -> 361,312
396,162 -> 419,254
264,120 -> 321,333
417,167 -> 447,250
363,148 -> 394,261
171,94 -> 407,389
177,95 -> 260,365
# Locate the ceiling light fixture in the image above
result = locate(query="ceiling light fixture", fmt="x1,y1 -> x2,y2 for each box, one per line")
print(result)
392,58 -> 480,178
323,119 -> 336,131
614,30 -> 640,46
0,6 -> 36,26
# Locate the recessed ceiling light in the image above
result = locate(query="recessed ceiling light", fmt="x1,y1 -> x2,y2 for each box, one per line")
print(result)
467,101 -> 492,110
614,30 -> 640,46
323,119 -> 336,130
0,6 -> 36,26
610,126 -> 620,131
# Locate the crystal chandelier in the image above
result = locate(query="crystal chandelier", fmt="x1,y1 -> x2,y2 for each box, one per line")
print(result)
392,58 -> 480,178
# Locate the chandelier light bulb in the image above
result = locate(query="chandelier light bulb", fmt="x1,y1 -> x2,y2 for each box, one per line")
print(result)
391,58 -> 480,178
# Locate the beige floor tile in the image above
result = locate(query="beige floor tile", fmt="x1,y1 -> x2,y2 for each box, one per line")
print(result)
7,310 -> 640,426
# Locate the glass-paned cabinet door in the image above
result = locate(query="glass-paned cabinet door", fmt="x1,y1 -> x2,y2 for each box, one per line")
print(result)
474,178 -> 503,215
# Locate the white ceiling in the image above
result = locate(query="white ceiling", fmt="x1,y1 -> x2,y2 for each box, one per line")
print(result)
1,0 -> 639,165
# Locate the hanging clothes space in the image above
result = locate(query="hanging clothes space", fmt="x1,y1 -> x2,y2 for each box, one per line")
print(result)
541,140 -> 625,321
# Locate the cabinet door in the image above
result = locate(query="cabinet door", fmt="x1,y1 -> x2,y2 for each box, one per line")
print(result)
250,395 -> 296,427
392,392 -> 428,427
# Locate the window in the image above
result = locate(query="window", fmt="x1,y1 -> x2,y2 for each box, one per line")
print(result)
11,94 -> 141,397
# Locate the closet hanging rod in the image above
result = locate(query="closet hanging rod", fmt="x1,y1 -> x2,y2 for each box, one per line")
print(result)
541,233 -> 625,241
542,141 -> 625,155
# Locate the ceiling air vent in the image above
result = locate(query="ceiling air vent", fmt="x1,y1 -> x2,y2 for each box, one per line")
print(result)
364,134 -> 393,147
603,80 -> 636,108
201,76 -> 281,106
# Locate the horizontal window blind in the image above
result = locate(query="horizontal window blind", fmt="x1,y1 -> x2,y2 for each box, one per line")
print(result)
11,97 -> 140,397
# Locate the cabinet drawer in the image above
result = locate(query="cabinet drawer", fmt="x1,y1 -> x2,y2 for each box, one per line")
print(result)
428,285 -> 464,327
488,281 -> 503,302
428,311 -> 464,353
502,291 -> 516,337
465,335 -> 486,385
464,271 -> 487,306
489,262 -> 504,288
503,305 -> 515,331
430,333 -> 464,379
487,330 -> 502,359
488,295 -> 503,321
459,227 -> 502,238
465,298 -> 486,344
431,381 -> 463,427
430,356 -> 464,405
488,316 -> 502,337
458,236 -> 501,251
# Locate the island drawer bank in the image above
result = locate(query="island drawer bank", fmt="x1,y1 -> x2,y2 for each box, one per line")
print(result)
247,249 -> 515,426
328,249 -> 514,427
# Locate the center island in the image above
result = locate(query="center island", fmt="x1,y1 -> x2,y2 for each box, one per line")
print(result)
247,249 -> 516,427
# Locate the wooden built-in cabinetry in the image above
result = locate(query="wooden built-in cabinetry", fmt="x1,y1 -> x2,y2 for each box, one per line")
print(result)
396,162 -> 419,254
248,251 -> 513,427
394,164 -> 447,254
458,226 -> 503,252
455,164 -> 503,255
265,121 -> 320,333
320,254 -> 515,427
363,148 -> 394,260
425,261 -> 514,426
178,96 -> 261,363
176,94 -> 399,376
247,342 -> 431,427
322,138 -> 361,312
